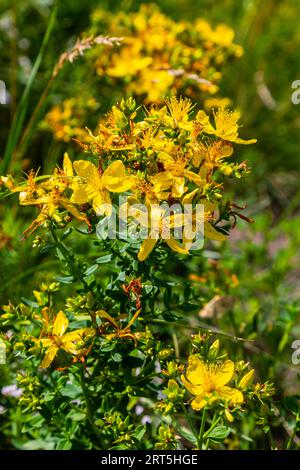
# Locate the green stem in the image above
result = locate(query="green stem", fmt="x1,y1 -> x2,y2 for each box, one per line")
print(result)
181,404 -> 199,446
198,407 -> 207,450
286,411 -> 299,450
268,427 -> 276,450
203,414 -> 221,439
80,367 -> 101,439
50,226 -> 87,288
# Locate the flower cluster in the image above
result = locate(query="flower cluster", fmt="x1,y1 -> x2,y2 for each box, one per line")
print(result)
1,280 -> 275,449
41,96 -> 99,142
1,287 -> 143,369
44,4 -> 242,142
91,4 -> 243,102
181,355 -> 244,411
159,335 -> 274,424
12,97 -> 256,260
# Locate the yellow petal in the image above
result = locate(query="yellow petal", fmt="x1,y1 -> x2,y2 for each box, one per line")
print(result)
205,222 -> 227,241
234,137 -> 257,145
70,183 -> 91,205
61,342 -> 78,355
185,356 -> 209,387
92,189 -> 112,216
165,237 -> 189,255
102,160 -> 133,192
182,189 -> 198,205
224,409 -> 234,422
238,369 -> 255,389
63,152 -> 74,176
138,238 -> 157,261
219,143 -> 234,158
61,201 -> 87,222
218,386 -> 244,404
151,172 -> 173,191
172,177 -> 185,198
112,176 -> 134,193
190,393 -> 216,411
73,160 -> 100,184
184,170 -> 205,187
62,328 -> 94,343
181,374 -> 205,395
103,160 -> 125,178
196,110 -> 214,132
53,311 -> 68,337
40,346 -> 58,368
158,151 -> 174,166
212,360 -> 235,388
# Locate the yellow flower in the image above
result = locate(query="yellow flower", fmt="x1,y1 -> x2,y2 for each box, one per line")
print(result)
14,155 -> 91,236
181,190 -> 228,246
25,187 -> 88,232
121,202 -> 188,261
131,176 -> 166,203
97,308 -> 142,345
12,170 -> 44,204
197,108 -> 257,145
105,47 -> 153,78
181,355 -> 243,410
70,160 -> 133,215
130,69 -> 174,102
33,311 -> 94,368
165,96 -> 195,130
44,97 -> 98,142
204,97 -> 232,111
151,151 -> 204,198
194,140 -> 234,176
140,206 -> 188,261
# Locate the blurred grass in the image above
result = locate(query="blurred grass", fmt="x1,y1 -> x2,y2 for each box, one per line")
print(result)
0,2 -> 57,175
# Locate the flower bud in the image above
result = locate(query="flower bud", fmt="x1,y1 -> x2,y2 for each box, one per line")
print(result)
224,409 -> 234,422
239,369 -> 254,389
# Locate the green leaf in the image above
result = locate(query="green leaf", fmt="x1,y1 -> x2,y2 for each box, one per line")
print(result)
68,411 -> 86,422
95,254 -> 113,264
134,425 -> 146,440
21,297 -> 39,308
180,302 -> 199,312
111,352 -> 122,363
85,264 -> 99,276
22,413 -> 45,431
178,426 -> 198,446
206,425 -> 230,441
60,383 -> 82,399
56,439 -> 73,450
55,275 -> 74,284
13,439 -> 55,450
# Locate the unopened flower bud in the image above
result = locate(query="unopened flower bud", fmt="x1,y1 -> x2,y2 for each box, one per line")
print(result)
239,369 -> 254,389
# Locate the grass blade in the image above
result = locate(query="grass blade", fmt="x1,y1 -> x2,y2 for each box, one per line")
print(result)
0,1 -> 58,175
